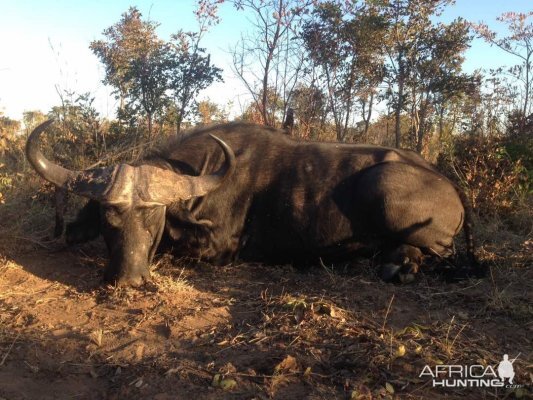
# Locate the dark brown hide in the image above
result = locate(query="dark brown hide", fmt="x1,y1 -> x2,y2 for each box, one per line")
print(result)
150,123 -> 471,268
53,122 -> 479,285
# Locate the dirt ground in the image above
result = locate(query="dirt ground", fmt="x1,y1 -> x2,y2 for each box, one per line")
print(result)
0,233 -> 531,399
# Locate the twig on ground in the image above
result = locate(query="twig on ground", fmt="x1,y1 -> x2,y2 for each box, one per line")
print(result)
428,280 -> 482,296
8,235 -> 53,249
0,331 -> 21,366
381,293 -> 395,331
230,370 -> 332,379
318,257 -> 335,282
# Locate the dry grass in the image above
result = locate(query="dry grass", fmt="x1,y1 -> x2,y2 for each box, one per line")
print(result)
150,255 -> 193,294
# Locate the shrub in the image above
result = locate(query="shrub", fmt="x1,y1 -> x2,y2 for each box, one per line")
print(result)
437,135 -> 531,223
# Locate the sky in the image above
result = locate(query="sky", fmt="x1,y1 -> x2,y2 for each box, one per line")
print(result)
0,0 -> 531,122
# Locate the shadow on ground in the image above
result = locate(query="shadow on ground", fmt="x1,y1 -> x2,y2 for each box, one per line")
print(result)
0,242 -> 531,399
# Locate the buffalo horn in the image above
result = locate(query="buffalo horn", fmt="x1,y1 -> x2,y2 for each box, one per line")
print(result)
26,120 -> 236,204
137,134 -> 236,204
26,119 -> 117,200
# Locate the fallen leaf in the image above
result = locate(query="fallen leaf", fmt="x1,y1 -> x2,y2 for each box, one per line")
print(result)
312,302 -> 332,316
212,373 -> 222,387
135,343 -> 145,360
165,367 -> 180,376
275,355 -> 299,374
385,382 -> 395,394
212,374 -> 237,391
89,329 -> 103,347
395,344 -> 406,357
351,384 -> 372,399
220,378 -> 237,390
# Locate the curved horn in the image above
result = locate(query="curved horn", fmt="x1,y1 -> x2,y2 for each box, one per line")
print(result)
26,119 -> 74,187
190,134 -> 236,195
26,119 -> 116,200
27,120 -> 236,205
138,134 -> 236,204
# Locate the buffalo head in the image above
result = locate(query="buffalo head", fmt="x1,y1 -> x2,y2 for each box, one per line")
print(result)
26,120 -> 236,286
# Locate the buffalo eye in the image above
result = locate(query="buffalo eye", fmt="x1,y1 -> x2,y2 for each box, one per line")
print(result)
103,206 -> 124,228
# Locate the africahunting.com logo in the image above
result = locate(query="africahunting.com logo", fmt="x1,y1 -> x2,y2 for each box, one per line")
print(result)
419,353 -> 525,388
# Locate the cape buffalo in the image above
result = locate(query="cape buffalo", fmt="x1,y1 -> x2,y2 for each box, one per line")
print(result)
26,120 -> 481,286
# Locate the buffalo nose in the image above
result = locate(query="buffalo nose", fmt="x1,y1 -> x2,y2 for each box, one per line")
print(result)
117,274 -> 144,287
116,268 -> 152,287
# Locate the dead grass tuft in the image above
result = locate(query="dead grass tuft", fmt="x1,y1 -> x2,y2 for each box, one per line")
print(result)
150,255 -> 193,293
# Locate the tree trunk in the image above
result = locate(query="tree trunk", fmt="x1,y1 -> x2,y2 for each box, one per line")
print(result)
361,92 -> 374,138
521,52 -> 530,133
340,59 -> 357,142
416,108 -> 425,153
262,54 -> 273,126
324,68 -> 342,141
438,104 -> 445,140
416,93 -> 429,153
524,53 -> 530,117
176,114 -> 183,136
147,112 -> 153,140
395,55 -> 404,148
175,96 -> 189,136
342,103 -> 351,142
366,92 -> 374,136
261,1 -> 283,127
450,105 -> 458,134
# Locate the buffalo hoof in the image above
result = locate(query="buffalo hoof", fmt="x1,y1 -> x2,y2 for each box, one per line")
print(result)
398,262 -> 419,283
385,245 -> 424,266
399,273 -> 415,284
380,261 -> 419,283
379,263 -> 402,282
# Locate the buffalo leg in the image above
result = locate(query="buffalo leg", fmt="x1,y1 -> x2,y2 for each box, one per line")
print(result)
54,186 -> 68,237
379,244 -> 423,283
